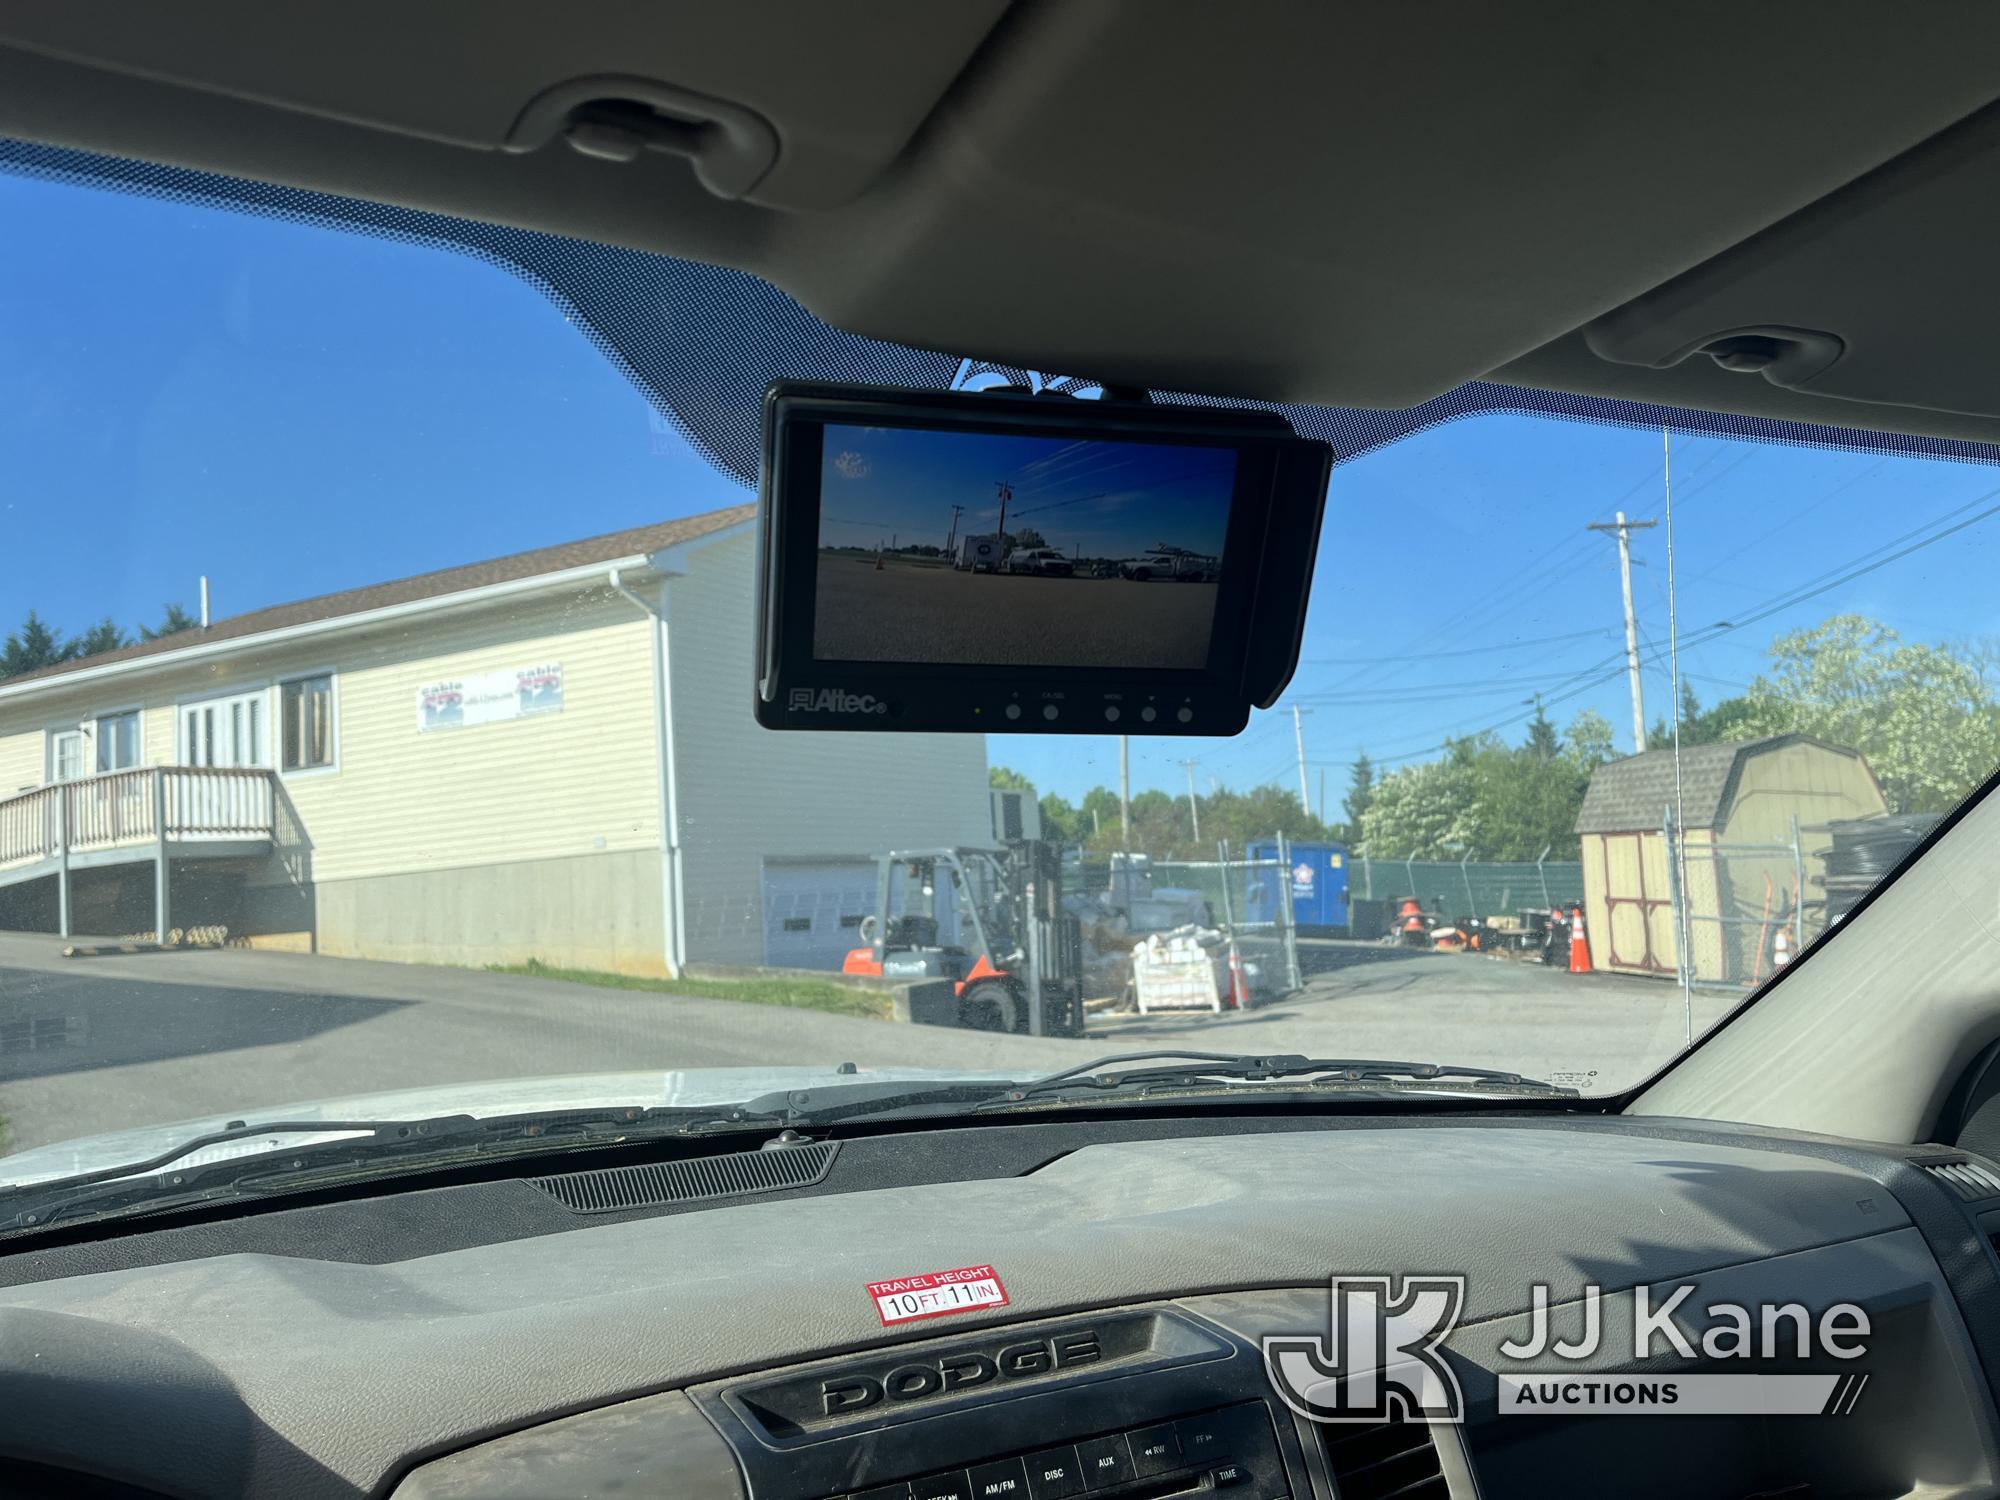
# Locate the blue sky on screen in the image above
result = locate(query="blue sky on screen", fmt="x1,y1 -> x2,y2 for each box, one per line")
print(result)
819,425 -> 1234,560
5,169 -> 2000,810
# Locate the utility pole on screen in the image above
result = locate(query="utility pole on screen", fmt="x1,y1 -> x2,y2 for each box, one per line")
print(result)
1179,759 -> 1201,840
1587,509 -> 1658,755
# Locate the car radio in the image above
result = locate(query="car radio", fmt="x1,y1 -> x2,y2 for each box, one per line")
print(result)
836,1399 -> 1286,1500
693,1308 -> 1305,1500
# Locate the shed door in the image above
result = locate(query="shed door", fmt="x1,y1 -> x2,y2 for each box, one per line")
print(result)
761,860 -> 877,970
1600,831 -> 1674,973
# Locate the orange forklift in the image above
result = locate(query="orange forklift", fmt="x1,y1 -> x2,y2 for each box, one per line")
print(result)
841,842 -> 1086,1035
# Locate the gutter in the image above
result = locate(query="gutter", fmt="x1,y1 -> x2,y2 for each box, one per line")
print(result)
0,554 -> 656,704
608,564 -> 687,980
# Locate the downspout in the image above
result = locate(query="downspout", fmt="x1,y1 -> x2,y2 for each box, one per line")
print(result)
608,566 -> 686,979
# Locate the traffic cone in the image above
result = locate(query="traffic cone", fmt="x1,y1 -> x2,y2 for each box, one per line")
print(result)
1567,904 -> 1592,974
875,548 -> 885,571
1227,940 -> 1251,1009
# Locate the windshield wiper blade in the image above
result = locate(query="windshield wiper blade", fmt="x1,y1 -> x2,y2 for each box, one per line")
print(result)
736,1080 -> 1020,1125
1000,1050 -> 1576,1101
740,1052 -> 1578,1129
0,1103 -> 789,1233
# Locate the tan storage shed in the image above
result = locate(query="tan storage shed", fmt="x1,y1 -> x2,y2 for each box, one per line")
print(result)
1574,735 -> 1887,982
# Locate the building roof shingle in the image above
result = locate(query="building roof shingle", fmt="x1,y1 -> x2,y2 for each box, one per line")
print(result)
1573,734 -> 1863,834
2,503 -> 755,693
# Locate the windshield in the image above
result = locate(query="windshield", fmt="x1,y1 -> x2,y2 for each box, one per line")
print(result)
3,151 -> 1996,1174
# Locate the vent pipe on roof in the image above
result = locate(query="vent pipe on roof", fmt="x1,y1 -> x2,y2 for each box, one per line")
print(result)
199,576 -> 210,629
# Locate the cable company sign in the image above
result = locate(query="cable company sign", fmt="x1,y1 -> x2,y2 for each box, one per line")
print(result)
417,663 -> 563,732
1263,1275 -> 1873,1423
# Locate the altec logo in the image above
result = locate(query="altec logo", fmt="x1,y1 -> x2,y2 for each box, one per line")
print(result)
788,688 -> 890,714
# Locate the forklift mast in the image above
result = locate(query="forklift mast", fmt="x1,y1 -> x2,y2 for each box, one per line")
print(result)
864,841 -> 1084,1036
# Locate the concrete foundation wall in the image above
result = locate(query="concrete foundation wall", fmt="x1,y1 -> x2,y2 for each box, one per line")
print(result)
312,847 -> 665,975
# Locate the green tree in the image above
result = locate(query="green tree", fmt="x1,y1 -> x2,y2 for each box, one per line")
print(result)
1344,752 -> 1375,831
1524,700 -> 1560,761
1693,695 -> 1764,743
0,611 -> 69,680
139,603 -> 199,641
1357,752 -> 1482,858
1563,709 -> 1619,771
71,617 -> 129,659
988,765 -> 1034,792
1079,786 -> 1122,841
1743,613 -> 2000,813
1038,792 -> 1079,843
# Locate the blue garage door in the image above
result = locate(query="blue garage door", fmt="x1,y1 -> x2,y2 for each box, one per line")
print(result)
761,859 -> 876,970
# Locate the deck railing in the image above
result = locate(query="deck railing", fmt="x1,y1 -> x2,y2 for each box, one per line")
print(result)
0,767 -> 277,871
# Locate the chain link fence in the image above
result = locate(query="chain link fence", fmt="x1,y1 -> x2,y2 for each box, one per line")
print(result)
1347,855 -> 1585,921
1073,840 -> 1305,999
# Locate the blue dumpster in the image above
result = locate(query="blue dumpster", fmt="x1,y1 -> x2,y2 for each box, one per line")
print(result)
1247,841 -> 1350,934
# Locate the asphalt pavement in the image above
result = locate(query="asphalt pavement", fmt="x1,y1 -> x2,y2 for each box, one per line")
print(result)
813,553 -> 1216,667
0,933 -> 1744,1154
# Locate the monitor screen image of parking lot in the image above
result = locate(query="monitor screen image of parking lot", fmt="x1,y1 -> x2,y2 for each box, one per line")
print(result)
813,424 -> 1237,667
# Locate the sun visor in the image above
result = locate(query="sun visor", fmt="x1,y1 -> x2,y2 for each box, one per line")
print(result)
1583,103 -> 2000,421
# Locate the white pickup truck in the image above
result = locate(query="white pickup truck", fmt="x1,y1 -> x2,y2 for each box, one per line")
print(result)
1119,550 -> 1218,581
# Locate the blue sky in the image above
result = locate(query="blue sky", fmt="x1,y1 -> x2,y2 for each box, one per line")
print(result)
7,169 -> 2000,814
819,424 -> 1234,559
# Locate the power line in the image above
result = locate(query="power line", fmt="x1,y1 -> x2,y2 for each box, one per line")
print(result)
1332,477 -> 2000,770
1308,525 -> 1604,697
1299,626 -> 1617,664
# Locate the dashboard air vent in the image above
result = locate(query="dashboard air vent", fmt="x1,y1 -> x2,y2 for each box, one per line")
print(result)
531,1140 -> 837,1213
1319,1418 -> 1447,1500
1920,1158 -> 2000,1201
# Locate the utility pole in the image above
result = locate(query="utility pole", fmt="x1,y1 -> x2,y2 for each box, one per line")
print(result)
1179,758 -> 1201,840
1119,734 -> 1131,841
1290,705 -> 1312,813
1587,510 -> 1658,754
946,504 -> 964,556
994,480 -> 1013,548
1319,767 -> 1327,827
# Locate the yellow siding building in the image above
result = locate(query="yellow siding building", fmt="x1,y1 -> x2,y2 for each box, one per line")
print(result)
0,505 -> 992,975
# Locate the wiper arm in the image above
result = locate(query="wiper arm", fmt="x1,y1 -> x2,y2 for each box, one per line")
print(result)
741,1052 -> 1577,1130
0,1103 -> 788,1234
1002,1050 -> 1576,1101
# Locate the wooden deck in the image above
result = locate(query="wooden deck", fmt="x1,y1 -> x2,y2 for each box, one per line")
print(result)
0,768 -> 280,934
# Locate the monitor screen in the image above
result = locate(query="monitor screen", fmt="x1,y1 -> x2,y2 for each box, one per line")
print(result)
812,422 -> 1238,668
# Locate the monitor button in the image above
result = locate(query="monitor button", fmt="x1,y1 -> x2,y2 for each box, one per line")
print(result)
1176,706 -> 1194,724
1104,705 -> 1121,722
1005,703 -> 1022,720
1042,704 -> 1060,721
1140,706 -> 1157,723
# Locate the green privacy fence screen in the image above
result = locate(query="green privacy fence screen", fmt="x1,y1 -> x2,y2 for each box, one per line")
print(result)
1350,857 -> 1584,916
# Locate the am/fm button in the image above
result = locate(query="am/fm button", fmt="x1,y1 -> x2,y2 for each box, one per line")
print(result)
968,1457 -> 1029,1500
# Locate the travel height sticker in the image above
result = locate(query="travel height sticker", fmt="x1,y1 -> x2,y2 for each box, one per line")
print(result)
867,1264 -> 1009,1326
